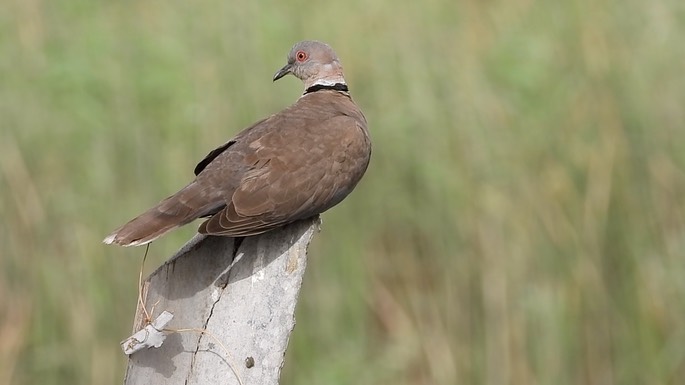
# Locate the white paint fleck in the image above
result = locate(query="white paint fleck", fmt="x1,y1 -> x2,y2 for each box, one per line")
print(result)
252,269 -> 265,283
210,288 -> 221,302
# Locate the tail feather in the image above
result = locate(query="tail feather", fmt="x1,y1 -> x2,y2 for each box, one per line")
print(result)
103,182 -> 224,247
103,208 -> 185,247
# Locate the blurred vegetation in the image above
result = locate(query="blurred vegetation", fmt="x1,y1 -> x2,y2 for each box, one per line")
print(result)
2,0 -> 685,384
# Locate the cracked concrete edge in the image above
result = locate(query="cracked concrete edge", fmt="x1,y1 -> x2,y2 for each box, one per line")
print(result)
181,218 -> 319,385
124,218 -> 320,385
185,278 -> 227,383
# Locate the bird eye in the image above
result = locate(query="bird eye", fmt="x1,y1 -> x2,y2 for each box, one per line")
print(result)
296,50 -> 308,62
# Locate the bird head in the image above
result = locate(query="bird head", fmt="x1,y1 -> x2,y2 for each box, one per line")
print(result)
273,41 -> 346,90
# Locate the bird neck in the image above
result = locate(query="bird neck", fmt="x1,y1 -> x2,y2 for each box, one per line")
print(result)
303,71 -> 346,87
303,82 -> 349,95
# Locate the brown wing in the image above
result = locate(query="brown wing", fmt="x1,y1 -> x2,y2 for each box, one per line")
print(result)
199,115 -> 370,236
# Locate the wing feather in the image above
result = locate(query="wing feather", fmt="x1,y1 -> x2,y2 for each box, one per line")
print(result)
199,114 -> 369,237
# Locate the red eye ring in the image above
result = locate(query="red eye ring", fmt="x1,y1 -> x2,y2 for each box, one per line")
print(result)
296,50 -> 308,62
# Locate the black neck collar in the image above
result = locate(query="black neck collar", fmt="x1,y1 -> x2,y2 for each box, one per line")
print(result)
304,83 -> 349,95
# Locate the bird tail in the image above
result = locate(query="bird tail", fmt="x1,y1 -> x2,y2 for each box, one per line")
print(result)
103,182 -> 222,247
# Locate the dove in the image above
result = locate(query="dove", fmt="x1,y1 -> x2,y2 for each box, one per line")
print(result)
104,41 -> 371,246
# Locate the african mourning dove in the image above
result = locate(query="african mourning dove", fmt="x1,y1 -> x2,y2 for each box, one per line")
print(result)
104,41 -> 371,246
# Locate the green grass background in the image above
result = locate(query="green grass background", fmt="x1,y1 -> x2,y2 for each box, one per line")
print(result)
2,0 -> 685,384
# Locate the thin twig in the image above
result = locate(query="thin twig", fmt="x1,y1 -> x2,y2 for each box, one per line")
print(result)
137,244 -> 152,323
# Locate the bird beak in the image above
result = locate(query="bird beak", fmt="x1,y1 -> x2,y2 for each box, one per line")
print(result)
273,64 -> 292,82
